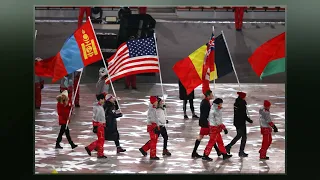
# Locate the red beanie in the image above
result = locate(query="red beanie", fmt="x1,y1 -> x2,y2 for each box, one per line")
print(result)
264,100 -> 271,107
237,92 -> 246,99
150,96 -> 158,104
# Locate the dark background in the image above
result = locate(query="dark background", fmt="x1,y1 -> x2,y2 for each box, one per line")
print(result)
35,21 -> 285,84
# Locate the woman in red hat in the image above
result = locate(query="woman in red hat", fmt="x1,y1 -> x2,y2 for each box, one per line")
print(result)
225,92 -> 253,157
259,100 -> 278,160
139,96 -> 161,160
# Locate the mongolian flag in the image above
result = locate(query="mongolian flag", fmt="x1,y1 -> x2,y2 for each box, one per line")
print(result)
35,19 -> 103,82
248,32 -> 285,79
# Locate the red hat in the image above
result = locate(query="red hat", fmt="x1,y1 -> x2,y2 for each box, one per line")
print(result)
264,100 -> 271,107
237,92 -> 246,99
150,96 -> 158,104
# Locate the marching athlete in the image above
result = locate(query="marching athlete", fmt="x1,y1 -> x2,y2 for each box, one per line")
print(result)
259,100 -> 278,160
202,98 -> 232,161
192,90 -> 221,158
55,90 -> 78,149
156,97 -> 171,156
139,96 -> 161,160
225,92 -> 253,157
85,93 -> 107,158
104,94 -> 126,153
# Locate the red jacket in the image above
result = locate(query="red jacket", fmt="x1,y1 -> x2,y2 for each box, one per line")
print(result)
57,102 -> 72,125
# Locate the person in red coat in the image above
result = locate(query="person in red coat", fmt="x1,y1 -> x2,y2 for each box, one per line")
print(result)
125,75 -> 137,90
78,7 -> 91,28
258,100 -> 278,160
55,90 -> 78,149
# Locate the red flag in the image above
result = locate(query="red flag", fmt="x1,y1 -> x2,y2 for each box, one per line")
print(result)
35,56 -> 56,77
202,29 -> 215,95
35,19 -> 103,82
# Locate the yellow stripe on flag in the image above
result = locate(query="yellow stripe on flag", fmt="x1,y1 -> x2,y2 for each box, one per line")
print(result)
188,44 -> 218,81
188,45 -> 206,79
210,63 -> 218,80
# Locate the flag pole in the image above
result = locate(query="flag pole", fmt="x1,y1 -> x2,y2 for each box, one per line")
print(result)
221,30 -> 241,91
153,32 -> 168,125
88,17 -> 122,112
35,30 -> 37,39
211,26 -> 216,96
221,31 -> 251,117
65,69 -> 84,129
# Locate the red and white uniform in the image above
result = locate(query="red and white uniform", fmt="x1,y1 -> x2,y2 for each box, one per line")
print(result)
35,75 -> 44,108
203,104 -> 228,156
259,107 -> 275,158
141,103 -> 160,158
86,102 -> 106,157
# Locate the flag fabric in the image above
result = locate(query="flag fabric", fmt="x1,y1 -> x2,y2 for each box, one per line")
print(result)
35,20 -> 103,82
212,34 -> 234,79
248,32 -> 285,79
173,34 -> 233,95
35,56 -> 56,77
202,30 -> 216,95
105,37 -> 160,84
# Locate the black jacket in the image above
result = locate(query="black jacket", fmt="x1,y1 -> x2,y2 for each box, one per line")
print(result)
199,98 -> 210,128
103,101 -> 122,141
178,81 -> 195,100
233,97 -> 250,127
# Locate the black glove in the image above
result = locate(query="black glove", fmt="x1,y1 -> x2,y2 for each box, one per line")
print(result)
247,118 -> 253,124
41,84 -> 44,89
93,126 -> 98,133
272,125 -> 278,132
166,120 -> 169,124
153,127 -> 161,135
224,129 -> 228,134
117,113 -> 123,117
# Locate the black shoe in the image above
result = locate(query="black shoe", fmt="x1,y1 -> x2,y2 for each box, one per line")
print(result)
223,153 -> 232,160
139,148 -> 147,156
97,155 -> 107,159
191,152 -> 202,158
85,147 -> 91,156
225,145 -> 231,154
202,155 -> 213,161
260,156 -> 269,160
35,107 -> 40,109
150,156 -> 160,160
55,143 -> 63,149
70,142 -> 78,149
75,104 -> 80,108
117,147 -> 126,153
239,151 -> 248,157
217,151 -> 222,156
184,115 -> 189,120
192,114 -> 199,119
163,149 -> 171,156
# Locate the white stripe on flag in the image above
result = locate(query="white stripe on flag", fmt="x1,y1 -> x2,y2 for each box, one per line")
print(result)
105,66 -> 159,82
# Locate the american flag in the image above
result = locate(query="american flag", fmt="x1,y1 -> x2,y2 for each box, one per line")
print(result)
105,37 -> 160,84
